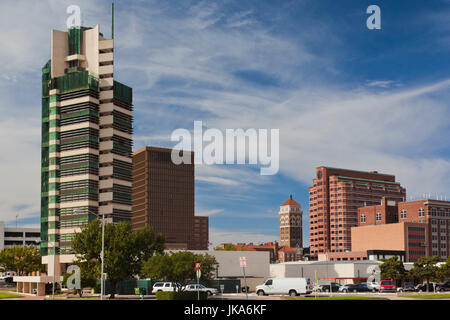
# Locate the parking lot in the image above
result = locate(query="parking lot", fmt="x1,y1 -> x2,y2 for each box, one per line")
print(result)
209,291 -> 450,300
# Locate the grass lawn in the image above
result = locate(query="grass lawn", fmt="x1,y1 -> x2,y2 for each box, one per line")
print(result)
398,294 -> 450,299
0,288 -> 16,292
0,292 -> 23,299
286,296 -> 388,301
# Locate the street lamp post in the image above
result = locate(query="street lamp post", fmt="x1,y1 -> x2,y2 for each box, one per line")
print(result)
100,213 -> 105,301
74,209 -> 105,300
52,250 -> 56,299
326,251 -> 332,296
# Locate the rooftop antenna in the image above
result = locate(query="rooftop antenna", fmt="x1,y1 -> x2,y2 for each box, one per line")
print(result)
111,1 -> 115,40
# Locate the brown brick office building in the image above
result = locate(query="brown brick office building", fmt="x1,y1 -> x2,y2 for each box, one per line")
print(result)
308,167 -> 406,257
132,146 -> 209,250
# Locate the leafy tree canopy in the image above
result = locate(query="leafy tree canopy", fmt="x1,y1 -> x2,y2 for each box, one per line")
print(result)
71,220 -> 164,298
141,251 -> 218,291
0,246 -> 43,276
379,256 -> 407,282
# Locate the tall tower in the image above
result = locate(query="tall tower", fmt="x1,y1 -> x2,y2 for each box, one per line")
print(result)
132,146 -> 209,250
279,195 -> 303,249
308,167 -> 406,258
41,24 -> 133,277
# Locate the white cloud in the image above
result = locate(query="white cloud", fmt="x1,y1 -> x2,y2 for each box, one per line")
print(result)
0,0 -> 449,234
195,208 -> 224,217
366,80 -> 395,88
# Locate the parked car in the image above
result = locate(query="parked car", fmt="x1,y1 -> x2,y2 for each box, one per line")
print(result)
151,282 -> 182,293
256,278 -> 312,296
415,283 -> 436,292
366,282 -> 380,292
397,282 -> 415,292
317,282 -> 340,292
436,281 -> 450,292
339,283 -> 370,293
182,284 -> 218,296
379,279 -> 397,292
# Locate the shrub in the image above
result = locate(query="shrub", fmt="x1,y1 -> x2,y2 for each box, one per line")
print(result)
155,291 -> 208,300
93,283 -> 101,294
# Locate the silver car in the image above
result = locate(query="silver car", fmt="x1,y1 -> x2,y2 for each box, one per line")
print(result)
366,282 -> 380,292
182,284 -> 218,296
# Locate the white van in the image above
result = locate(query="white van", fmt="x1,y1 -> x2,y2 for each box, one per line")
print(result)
256,278 -> 312,296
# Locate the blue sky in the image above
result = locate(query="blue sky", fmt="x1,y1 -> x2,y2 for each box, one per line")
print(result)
0,0 -> 449,247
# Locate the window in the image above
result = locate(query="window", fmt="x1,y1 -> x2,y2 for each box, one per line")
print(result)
431,208 -> 437,216
401,210 -> 407,219
376,212 -> 382,221
4,232 -> 23,238
418,208 -> 425,217
360,215 -> 366,223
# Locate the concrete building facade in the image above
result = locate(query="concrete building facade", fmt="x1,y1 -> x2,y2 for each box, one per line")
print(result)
0,222 -> 40,251
308,167 -> 406,257
40,24 -> 133,279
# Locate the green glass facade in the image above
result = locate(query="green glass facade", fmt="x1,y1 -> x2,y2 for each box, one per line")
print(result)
41,26 -> 133,262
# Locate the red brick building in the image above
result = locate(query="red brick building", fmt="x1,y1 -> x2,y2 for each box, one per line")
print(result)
309,167 -> 406,257
326,198 -> 450,262
358,197 -> 399,226
397,199 -> 450,260
217,242 -> 301,263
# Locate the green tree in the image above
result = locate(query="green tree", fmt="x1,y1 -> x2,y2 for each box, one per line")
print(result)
0,246 -> 43,276
408,256 -> 441,291
437,256 -> 450,281
72,220 -> 164,298
379,256 -> 407,285
141,251 -> 218,291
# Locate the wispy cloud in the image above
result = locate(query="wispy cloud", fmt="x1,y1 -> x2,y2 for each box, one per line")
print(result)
366,80 -> 395,88
196,208 -> 224,217
0,0 -> 449,243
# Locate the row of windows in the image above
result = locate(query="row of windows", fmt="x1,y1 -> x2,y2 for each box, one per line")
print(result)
4,232 -> 40,238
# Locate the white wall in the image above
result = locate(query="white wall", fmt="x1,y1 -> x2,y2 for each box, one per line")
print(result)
270,261 -> 383,284
0,221 -> 4,251
167,250 -> 270,278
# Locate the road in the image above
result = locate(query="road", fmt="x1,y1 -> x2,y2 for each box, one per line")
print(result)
2,290 -> 449,301
210,292 -> 450,300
